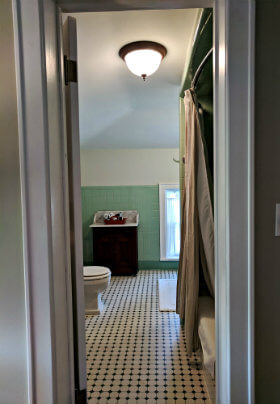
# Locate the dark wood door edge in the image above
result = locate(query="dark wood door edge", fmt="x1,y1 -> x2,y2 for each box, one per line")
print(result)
75,388 -> 87,404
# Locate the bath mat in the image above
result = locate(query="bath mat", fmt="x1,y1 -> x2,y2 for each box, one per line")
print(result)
158,279 -> 177,311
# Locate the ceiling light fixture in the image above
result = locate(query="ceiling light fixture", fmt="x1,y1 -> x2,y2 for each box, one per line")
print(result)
119,41 -> 167,81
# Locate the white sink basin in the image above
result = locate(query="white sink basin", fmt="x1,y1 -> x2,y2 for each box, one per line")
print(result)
90,210 -> 139,228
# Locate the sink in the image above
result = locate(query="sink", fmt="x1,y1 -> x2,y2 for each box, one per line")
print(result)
90,210 -> 139,228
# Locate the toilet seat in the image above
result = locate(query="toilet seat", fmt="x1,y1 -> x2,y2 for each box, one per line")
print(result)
84,266 -> 111,280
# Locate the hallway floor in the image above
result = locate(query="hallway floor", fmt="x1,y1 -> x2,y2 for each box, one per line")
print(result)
86,270 -> 215,403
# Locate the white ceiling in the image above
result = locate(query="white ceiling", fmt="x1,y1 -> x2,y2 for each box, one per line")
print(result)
69,9 -> 199,148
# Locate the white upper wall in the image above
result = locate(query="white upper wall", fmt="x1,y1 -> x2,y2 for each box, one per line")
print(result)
80,148 -> 179,186
67,9 -> 199,148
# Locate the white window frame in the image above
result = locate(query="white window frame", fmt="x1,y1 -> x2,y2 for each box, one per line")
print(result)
159,183 -> 180,261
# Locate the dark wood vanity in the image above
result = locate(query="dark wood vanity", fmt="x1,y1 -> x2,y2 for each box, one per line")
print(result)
92,226 -> 138,276
91,211 -> 139,276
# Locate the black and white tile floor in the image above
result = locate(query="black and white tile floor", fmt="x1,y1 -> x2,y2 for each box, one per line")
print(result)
86,270 -> 215,404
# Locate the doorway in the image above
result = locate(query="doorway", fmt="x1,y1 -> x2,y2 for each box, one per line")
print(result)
65,8 -> 216,402
13,1 -> 254,403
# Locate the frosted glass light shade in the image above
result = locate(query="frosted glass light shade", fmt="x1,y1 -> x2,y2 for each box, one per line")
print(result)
119,41 -> 167,80
124,49 -> 163,78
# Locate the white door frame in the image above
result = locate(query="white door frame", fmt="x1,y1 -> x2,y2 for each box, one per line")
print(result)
214,1 -> 255,403
13,0 -> 76,403
13,0 -> 255,403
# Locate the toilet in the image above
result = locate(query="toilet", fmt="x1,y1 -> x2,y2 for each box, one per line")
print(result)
83,266 -> 111,315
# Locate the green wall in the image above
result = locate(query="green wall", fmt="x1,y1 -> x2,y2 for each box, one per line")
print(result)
180,9 -> 213,192
81,185 -> 178,270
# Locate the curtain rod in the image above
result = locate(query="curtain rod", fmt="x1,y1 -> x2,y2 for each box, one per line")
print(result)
191,47 -> 213,89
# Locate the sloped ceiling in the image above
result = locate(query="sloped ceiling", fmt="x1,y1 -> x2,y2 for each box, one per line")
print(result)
68,9 -> 199,148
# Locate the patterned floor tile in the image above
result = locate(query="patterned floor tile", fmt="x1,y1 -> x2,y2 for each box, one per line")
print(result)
86,270 -> 215,403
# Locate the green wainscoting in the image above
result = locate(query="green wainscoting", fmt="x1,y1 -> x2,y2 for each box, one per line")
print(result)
180,9 -> 213,189
81,186 -> 178,270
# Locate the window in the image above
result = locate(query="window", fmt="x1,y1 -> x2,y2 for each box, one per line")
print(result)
159,184 -> 180,261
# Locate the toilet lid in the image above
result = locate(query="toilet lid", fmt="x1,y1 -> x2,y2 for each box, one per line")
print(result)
83,266 -> 111,279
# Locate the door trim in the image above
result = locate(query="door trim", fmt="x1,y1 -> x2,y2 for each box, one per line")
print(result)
12,0 -> 75,403
13,1 -> 255,403
62,15 -> 87,395
214,1 -> 255,403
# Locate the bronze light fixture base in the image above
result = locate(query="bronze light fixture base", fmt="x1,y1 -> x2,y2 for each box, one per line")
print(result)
119,41 -> 167,81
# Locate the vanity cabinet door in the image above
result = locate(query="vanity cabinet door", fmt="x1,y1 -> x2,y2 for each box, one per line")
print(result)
114,228 -> 138,276
92,230 -> 115,270
92,227 -> 138,276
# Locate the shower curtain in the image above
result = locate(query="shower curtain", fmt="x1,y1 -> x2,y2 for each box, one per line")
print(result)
176,89 -> 214,354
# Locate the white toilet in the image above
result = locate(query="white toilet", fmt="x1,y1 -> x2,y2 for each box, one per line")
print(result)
83,266 -> 111,315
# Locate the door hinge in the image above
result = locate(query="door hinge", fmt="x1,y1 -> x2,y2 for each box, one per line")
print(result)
64,56 -> 77,85
75,388 -> 87,404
